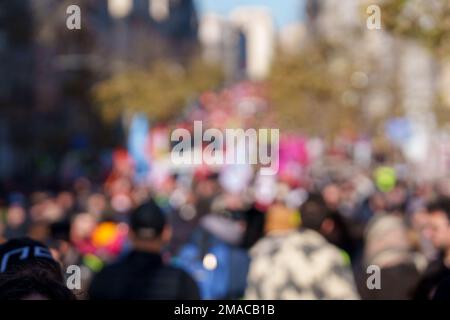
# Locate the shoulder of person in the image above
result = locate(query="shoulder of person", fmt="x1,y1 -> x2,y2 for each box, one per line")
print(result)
92,257 -> 129,279
293,229 -> 347,263
248,233 -> 287,257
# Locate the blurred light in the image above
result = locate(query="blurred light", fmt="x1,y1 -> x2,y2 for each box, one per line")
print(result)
150,0 -> 169,22
203,253 -> 218,271
375,166 -> 396,193
83,254 -> 104,273
108,0 -> 133,19
92,222 -> 118,247
179,204 -> 197,221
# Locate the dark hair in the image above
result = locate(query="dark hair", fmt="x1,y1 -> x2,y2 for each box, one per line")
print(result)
0,271 -> 76,300
426,197 -> 450,221
1,258 -> 64,283
0,256 -> 76,300
300,193 -> 330,232
300,194 -> 355,253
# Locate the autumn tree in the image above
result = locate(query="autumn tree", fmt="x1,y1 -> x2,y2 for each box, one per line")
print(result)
268,39 -> 371,139
93,59 -> 224,124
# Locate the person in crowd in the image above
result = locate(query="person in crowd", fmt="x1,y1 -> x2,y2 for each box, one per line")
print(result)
361,214 -> 421,299
0,238 -> 76,300
300,193 -> 356,259
432,276 -> 450,300
245,202 -> 360,300
414,197 -> 450,299
4,204 -> 28,239
175,193 -> 250,300
88,199 -> 200,299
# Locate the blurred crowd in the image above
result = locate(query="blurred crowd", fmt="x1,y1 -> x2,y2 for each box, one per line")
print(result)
1,82 -> 450,300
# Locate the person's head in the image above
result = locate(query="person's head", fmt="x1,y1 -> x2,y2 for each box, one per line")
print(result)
300,193 -> 331,233
369,192 -> 388,213
0,238 -> 75,300
56,191 -> 75,212
0,272 -> 76,300
425,197 -> 450,251
322,183 -> 341,209
264,203 -> 300,235
129,199 -> 171,253
6,205 -> 26,228
299,193 -> 348,247
70,213 -> 96,243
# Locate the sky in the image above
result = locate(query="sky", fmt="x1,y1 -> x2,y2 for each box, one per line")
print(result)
194,0 -> 306,29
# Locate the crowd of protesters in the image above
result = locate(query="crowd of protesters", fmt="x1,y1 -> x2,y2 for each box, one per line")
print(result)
1,82 -> 450,300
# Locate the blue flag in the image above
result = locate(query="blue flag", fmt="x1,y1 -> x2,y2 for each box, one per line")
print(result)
128,113 -> 151,184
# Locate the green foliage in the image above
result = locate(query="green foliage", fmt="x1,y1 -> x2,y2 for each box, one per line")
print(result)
268,43 -> 366,138
375,0 -> 450,125
93,59 -> 224,123
380,0 -> 450,56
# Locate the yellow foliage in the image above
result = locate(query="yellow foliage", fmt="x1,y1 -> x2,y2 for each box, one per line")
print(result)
268,43 -> 364,138
93,59 -> 224,123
